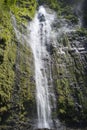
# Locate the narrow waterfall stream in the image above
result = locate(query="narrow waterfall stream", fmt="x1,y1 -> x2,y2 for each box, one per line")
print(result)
28,6 -> 55,129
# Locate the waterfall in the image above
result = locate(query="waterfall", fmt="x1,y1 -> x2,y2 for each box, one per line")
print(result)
11,2 -> 86,129
28,6 -> 55,129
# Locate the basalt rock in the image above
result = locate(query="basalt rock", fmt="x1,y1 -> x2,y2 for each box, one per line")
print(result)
52,30 -> 87,126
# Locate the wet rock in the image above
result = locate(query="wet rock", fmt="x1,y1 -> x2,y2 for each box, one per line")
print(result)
52,29 -> 87,126
21,15 -> 31,21
38,13 -> 45,22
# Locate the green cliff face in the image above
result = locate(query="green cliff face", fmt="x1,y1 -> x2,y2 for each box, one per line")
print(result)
0,0 -> 37,129
52,31 -> 87,125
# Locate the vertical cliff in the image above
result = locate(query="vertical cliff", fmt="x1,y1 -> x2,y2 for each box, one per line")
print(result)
0,0 -> 37,129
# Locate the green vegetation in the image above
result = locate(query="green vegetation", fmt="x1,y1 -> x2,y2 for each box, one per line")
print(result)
76,27 -> 87,36
0,0 -> 37,127
11,0 -> 37,25
38,0 -> 60,10
0,0 -> 37,25
0,0 -> 16,118
52,32 -> 87,124
64,14 -> 78,24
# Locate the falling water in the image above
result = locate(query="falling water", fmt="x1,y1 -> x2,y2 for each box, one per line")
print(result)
28,6 -> 55,129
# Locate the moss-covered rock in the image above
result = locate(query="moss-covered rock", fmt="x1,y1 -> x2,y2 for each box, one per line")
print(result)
10,0 -> 37,25
52,30 -> 87,126
0,0 -> 37,129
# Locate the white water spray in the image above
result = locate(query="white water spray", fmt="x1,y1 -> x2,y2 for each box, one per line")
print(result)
28,6 -> 55,129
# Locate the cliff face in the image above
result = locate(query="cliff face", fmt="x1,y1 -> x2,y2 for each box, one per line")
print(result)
0,0 -> 87,130
0,0 -> 37,129
52,30 -> 87,125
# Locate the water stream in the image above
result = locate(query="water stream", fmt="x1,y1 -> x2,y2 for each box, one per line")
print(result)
28,6 -> 55,129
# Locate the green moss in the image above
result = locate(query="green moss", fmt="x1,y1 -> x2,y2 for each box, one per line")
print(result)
76,27 -> 87,36
65,14 -> 78,23
10,0 -> 37,25
52,30 -> 87,124
0,1 -> 17,118
0,0 -> 37,125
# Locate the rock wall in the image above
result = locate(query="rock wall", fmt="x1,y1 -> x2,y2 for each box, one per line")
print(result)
52,30 -> 87,126
0,0 -> 37,129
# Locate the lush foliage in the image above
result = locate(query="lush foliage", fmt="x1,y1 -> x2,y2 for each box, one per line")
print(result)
39,0 -> 60,10
0,0 -> 36,126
